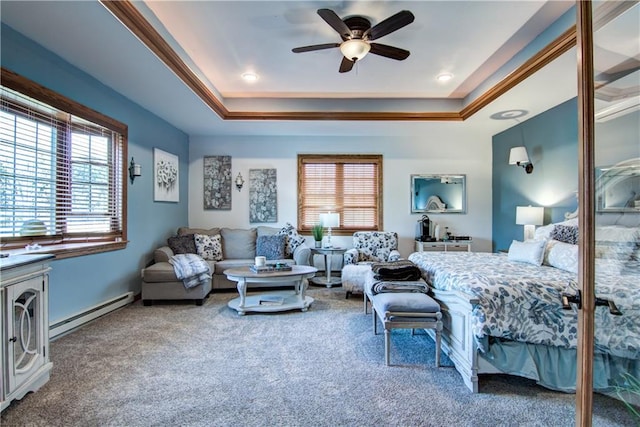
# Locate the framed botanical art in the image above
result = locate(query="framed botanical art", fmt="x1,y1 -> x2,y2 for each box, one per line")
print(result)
154,148 -> 179,202
249,168 -> 277,223
203,155 -> 232,210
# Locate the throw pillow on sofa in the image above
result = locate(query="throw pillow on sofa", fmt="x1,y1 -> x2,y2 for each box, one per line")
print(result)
220,228 -> 257,259
256,235 -> 286,260
278,222 -> 306,258
167,234 -> 197,254
194,233 -> 223,261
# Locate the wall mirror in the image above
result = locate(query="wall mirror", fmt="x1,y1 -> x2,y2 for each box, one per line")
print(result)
596,158 -> 640,212
411,174 -> 466,213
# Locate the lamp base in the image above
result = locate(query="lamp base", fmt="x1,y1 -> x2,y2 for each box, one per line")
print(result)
523,225 -> 536,241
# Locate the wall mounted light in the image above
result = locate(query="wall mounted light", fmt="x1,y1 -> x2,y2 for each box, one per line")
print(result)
235,172 -> 245,191
129,157 -> 141,184
509,146 -> 534,174
516,206 -> 544,241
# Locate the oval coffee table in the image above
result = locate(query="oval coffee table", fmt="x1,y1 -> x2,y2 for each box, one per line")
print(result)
223,265 -> 317,315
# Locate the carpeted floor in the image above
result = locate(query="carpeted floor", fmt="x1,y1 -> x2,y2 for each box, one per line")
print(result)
1,286 -> 636,426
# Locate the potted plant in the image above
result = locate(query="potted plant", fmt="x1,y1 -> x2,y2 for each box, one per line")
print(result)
312,224 -> 324,248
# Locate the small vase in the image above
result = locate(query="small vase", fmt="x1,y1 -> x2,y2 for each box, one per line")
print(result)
315,241 -> 322,248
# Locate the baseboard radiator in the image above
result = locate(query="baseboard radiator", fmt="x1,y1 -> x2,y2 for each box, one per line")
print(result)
49,292 -> 135,339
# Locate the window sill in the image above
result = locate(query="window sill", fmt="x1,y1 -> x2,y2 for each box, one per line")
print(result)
0,241 -> 127,260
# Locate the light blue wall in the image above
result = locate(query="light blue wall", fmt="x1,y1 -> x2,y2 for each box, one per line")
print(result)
1,24 -> 189,323
492,98 -> 579,251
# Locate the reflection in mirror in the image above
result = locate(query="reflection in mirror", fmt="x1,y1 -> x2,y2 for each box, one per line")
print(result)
411,174 -> 466,213
596,158 -> 640,212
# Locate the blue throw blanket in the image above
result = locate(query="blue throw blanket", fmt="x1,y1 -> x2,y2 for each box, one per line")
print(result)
169,254 -> 212,289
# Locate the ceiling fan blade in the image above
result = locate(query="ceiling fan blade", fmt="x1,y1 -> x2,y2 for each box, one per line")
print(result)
317,9 -> 352,39
369,43 -> 410,60
292,43 -> 340,53
367,10 -> 415,40
339,57 -> 355,73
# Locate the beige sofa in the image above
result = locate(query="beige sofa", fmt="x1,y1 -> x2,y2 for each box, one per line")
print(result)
141,225 -> 311,305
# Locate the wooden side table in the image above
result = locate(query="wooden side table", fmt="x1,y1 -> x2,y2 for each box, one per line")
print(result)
310,247 -> 346,288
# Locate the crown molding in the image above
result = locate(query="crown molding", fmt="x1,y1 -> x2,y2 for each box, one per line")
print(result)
100,0 -> 575,123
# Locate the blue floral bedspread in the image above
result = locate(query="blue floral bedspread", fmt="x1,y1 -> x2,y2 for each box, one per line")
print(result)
407,251 -> 640,359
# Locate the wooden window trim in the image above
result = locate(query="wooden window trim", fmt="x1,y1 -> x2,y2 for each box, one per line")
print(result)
1,67 -> 128,259
298,154 -> 383,235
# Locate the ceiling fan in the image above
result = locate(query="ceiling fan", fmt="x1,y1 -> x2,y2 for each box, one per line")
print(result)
292,8 -> 415,73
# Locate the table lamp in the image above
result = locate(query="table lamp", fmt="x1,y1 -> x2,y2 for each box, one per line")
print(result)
516,206 -> 544,241
319,212 -> 340,248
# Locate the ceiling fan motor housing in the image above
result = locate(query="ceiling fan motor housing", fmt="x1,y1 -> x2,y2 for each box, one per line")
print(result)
342,16 -> 371,40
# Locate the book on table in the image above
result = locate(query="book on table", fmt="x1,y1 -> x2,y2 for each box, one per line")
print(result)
250,263 -> 292,273
258,295 -> 285,305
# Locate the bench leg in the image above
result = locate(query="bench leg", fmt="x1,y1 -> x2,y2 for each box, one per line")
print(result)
384,328 -> 391,366
435,328 -> 441,367
373,308 -> 378,335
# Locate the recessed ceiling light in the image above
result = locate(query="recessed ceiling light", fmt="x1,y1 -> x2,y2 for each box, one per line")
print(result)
436,73 -> 453,82
241,72 -> 258,82
490,109 -> 528,120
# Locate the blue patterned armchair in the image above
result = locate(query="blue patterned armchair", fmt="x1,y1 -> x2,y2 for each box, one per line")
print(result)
343,231 -> 401,265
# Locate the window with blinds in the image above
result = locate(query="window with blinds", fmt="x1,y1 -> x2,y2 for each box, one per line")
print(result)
0,70 -> 127,256
298,154 -> 382,233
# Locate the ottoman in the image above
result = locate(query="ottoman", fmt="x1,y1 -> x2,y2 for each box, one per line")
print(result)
341,263 -> 373,299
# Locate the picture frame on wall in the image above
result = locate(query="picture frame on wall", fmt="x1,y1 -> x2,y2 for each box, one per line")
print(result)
154,148 -> 179,202
249,168 -> 277,223
203,155 -> 232,210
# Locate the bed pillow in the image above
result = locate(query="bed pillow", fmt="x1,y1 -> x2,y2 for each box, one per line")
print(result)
550,225 -> 579,245
534,218 -> 578,241
278,223 -> 306,258
167,234 -> 197,254
194,233 -> 223,261
508,239 -> 546,266
546,240 -> 578,273
256,234 -> 286,260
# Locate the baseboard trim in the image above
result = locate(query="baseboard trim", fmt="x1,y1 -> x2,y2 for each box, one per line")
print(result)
50,292 -> 134,339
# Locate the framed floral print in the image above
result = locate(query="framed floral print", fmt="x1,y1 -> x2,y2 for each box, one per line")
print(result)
154,148 -> 179,202
249,168 -> 277,223
203,155 -> 232,210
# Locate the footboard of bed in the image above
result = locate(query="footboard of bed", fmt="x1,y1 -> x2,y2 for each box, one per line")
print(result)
426,288 -> 491,393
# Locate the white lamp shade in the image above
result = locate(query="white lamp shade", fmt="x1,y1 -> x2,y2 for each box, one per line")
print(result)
515,206 -> 544,226
319,212 -> 340,228
340,40 -> 370,61
509,146 -> 530,165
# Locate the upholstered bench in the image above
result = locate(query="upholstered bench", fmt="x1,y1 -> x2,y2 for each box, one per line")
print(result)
370,292 -> 442,367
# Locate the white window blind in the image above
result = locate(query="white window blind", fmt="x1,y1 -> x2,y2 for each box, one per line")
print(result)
298,154 -> 382,232
0,84 -> 124,246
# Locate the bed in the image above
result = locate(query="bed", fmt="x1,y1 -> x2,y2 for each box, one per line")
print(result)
407,221 -> 640,395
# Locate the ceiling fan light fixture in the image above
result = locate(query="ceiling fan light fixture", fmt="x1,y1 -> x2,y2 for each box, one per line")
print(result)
339,39 -> 370,61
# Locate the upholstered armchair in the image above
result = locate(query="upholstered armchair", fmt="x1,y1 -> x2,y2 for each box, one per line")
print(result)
343,231 -> 401,265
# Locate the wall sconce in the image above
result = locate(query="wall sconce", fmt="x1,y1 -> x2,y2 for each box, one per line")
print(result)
509,146 -> 534,174
235,172 -> 245,191
516,206 -> 544,241
129,157 -> 141,184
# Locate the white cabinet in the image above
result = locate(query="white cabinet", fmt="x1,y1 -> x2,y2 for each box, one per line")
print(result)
1,254 -> 53,412
415,240 -> 472,253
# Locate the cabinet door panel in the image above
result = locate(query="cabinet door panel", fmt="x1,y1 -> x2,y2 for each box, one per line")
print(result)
6,275 -> 45,393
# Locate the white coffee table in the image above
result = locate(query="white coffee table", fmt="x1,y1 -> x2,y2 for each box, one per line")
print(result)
223,265 -> 317,315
